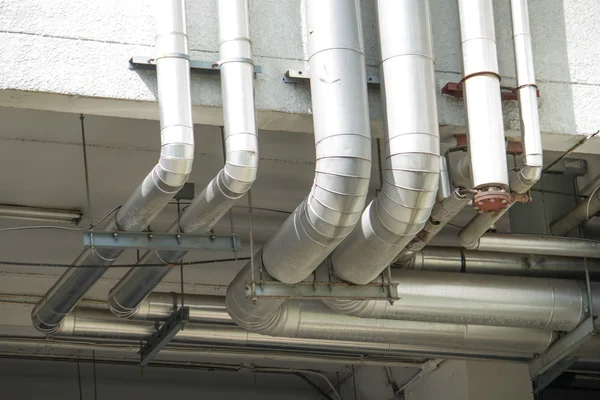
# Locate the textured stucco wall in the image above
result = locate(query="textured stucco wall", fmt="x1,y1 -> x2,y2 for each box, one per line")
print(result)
0,0 -> 599,152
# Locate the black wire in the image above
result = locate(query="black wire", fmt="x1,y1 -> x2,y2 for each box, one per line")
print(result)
92,350 -> 98,400
352,365 -> 358,400
76,361 -> 84,400
0,257 -> 251,269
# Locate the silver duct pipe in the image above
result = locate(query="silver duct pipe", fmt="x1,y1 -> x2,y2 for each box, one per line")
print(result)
457,0 -> 509,190
508,0 -> 543,194
56,300 -> 555,356
407,189 -> 472,252
325,270 -> 594,331
458,0 -> 543,247
550,187 -> 600,236
329,0 -> 440,285
465,233 -> 600,259
226,0 -> 371,329
31,0 -> 194,333
438,157 -> 453,202
398,247 -> 600,279
107,0 -> 258,318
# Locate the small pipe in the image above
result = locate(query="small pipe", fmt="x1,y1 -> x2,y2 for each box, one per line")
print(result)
550,186 -> 600,236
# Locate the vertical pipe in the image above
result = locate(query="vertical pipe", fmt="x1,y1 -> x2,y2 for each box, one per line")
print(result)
107,0 -> 259,318
31,0 -> 194,333
508,0 -> 543,194
457,0 -> 509,190
330,0 -> 440,285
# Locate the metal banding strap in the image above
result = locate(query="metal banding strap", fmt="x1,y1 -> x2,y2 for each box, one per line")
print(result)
215,57 -> 255,67
153,53 -> 191,61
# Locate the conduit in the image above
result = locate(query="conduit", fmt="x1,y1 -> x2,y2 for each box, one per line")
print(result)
226,0 -> 371,330
108,0 -> 258,318
329,0 -> 440,285
324,270 -> 595,331
31,0 -> 194,333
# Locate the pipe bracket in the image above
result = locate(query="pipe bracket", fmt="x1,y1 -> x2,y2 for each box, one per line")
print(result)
129,56 -> 262,75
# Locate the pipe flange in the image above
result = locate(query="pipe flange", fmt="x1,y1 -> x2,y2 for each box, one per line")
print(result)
473,187 -> 511,213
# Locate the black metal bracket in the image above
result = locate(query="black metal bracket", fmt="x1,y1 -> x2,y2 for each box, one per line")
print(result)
83,231 -> 241,252
129,56 -> 263,75
283,69 -> 380,86
139,306 -> 190,366
530,317 -> 596,393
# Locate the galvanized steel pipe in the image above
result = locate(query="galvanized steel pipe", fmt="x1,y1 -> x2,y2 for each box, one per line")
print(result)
457,0 -> 509,189
330,0 -> 440,285
60,298 -> 555,356
107,0 -> 258,318
508,0 -> 543,194
31,0 -> 195,333
550,187 -> 600,236
399,247 -> 600,279
325,270 -> 590,331
226,0 -> 371,330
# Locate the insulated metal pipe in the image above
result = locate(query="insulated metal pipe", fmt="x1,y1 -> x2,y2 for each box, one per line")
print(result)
57,302 -> 555,356
399,247 -> 600,279
107,0 -> 258,318
457,0 -> 509,189
325,270 -> 591,331
438,157 -> 453,202
226,0 -> 371,330
330,0 -> 440,285
31,0 -> 194,333
458,0 -> 543,246
508,0 -> 543,193
466,234 -> 600,259
408,189 -> 472,252
550,187 -> 600,236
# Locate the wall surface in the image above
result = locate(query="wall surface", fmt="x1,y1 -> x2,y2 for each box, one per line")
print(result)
0,0 -> 599,153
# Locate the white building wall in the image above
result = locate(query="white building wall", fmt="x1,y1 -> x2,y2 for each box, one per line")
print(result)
0,0 -> 599,153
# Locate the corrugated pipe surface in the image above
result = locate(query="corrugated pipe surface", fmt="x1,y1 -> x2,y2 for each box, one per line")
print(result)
324,270 -> 592,331
57,298 -> 555,356
31,0 -> 194,333
330,0 -> 440,285
226,0 -> 371,330
107,0 -> 258,318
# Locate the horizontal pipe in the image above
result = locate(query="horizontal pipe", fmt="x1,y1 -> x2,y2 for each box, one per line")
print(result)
398,247 -> 600,279
56,302 -> 555,357
324,270 -> 593,331
466,234 -> 600,259
550,187 -> 600,236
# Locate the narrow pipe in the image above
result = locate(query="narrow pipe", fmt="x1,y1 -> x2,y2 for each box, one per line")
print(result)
466,233 -> 600,259
226,0 -> 371,330
398,247 -> 600,279
438,157 -> 453,202
329,0 -> 440,285
550,187 -> 600,236
31,0 -> 194,333
408,189 -> 472,252
457,0 -> 509,189
324,270 -> 592,331
107,0 -> 258,318
508,0 -> 543,193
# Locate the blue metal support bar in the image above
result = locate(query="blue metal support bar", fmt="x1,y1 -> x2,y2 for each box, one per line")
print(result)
83,231 -> 241,252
